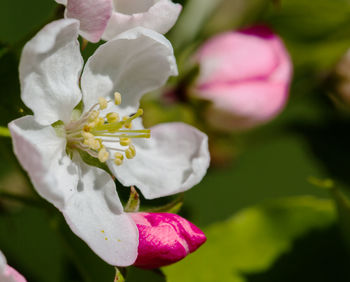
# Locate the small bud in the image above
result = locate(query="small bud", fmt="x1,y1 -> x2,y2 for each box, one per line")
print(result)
130,213 -> 206,269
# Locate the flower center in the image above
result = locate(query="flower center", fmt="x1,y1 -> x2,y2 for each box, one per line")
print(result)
65,92 -> 150,166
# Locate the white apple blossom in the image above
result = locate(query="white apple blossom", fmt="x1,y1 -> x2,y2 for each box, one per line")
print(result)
55,0 -> 182,42
9,19 -> 209,265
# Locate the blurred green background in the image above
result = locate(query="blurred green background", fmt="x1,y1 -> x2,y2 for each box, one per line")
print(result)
1,0 -> 350,281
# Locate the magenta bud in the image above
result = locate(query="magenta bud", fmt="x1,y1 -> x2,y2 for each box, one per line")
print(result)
130,212 -> 206,269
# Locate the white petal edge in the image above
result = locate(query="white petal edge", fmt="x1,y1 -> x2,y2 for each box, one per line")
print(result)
19,19 -> 83,126
108,122 -> 210,199
81,27 -> 178,116
9,115 -> 79,210
0,251 -> 5,273
55,0 -> 67,4
62,154 -> 138,266
102,0 -> 182,40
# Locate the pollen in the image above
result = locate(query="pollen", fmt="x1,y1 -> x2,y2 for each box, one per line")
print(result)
65,92 -> 150,167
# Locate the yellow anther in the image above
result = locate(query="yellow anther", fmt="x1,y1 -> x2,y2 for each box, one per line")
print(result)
98,148 -> 109,163
120,136 -> 131,146
96,117 -> 105,127
90,139 -> 101,150
114,92 -> 122,105
136,108 -> 143,116
98,97 -> 108,110
128,144 -> 136,156
88,110 -> 100,122
82,131 -> 94,140
106,112 -> 119,123
83,124 -> 91,132
114,152 -> 124,166
125,147 -> 135,159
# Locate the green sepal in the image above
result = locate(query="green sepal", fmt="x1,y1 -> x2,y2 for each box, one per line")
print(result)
146,193 -> 184,214
124,186 -> 140,213
114,267 -> 126,282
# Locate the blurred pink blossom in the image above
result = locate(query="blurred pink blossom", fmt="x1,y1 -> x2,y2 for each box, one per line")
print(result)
195,26 -> 292,130
130,212 -> 206,269
55,0 -> 181,42
0,251 -> 26,282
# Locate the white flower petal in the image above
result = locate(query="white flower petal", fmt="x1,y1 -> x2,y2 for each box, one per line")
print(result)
81,27 -> 177,116
19,19 -> 83,125
9,116 -> 79,210
103,0 -> 182,39
0,251 -> 5,273
109,122 -> 210,199
62,155 -> 138,266
55,0 -> 67,4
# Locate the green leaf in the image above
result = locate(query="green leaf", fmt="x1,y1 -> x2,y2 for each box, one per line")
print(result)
0,0 -> 57,44
164,196 -> 336,282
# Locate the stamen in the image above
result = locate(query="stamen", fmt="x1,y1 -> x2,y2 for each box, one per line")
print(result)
65,95 -> 149,166
114,92 -> 122,105
114,152 -> 124,166
98,148 -> 109,163
106,112 -> 119,123
120,135 -> 131,146
99,97 -> 108,110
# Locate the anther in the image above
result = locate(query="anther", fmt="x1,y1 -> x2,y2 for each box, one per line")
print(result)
125,146 -> 136,159
114,152 -> 124,166
120,136 -> 131,146
88,110 -> 100,122
106,112 -> 119,123
98,148 -> 109,163
98,97 -> 108,110
114,92 -> 122,105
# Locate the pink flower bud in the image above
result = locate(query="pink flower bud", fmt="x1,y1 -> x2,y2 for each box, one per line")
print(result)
130,212 -> 206,269
195,25 -> 292,130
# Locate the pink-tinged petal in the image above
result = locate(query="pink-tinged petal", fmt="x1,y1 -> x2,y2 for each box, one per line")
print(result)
9,116 -> 79,210
3,266 -> 27,282
0,252 -> 27,282
109,122 -> 210,199
19,19 -> 83,126
194,25 -> 292,130
102,0 -> 181,40
130,213 -> 206,269
66,0 -> 113,43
